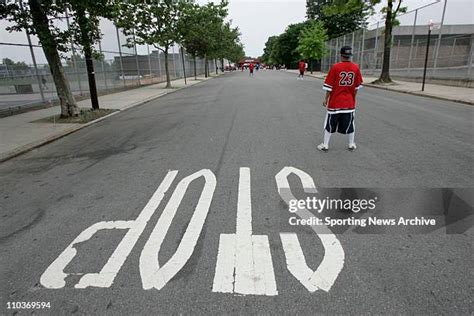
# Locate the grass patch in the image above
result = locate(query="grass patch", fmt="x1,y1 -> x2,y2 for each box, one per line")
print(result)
33,108 -> 118,124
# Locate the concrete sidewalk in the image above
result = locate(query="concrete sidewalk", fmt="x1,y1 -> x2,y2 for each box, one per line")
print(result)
287,70 -> 474,105
0,75 -> 221,162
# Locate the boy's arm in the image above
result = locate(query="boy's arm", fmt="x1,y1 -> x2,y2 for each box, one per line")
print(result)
323,91 -> 331,107
355,67 -> 363,98
322,67 -> 335,107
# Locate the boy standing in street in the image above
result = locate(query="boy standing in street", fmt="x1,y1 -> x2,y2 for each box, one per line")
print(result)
298,60 -> 306,80
249,63 -> 254,76
317,46 -> 363,152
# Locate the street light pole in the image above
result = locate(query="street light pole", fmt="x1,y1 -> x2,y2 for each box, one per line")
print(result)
422,21 -> 433,92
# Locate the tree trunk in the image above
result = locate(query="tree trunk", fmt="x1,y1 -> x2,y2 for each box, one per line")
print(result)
377,0 -> 394,83
310,60 -> 313,74
77,7 -> 99,110
220,58 -> 224,72
193,54 -> 197,80
164,48 -> 171,88
28,0 -> 78,118
204,55 -> 208,78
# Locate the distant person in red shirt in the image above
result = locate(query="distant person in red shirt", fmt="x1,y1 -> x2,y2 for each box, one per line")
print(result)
249,63 -> 255,76
317,46 -> 363,152
298,60 -> 306,80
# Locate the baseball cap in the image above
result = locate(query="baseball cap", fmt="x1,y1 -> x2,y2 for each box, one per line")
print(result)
340,46 -> 353,57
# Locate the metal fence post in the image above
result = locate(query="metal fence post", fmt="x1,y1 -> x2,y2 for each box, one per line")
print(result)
390,33 -> 395,68
374,21 -> 380,70
351,32 -> 355,56
395,40 -> 400,67
133,30 -> 141,86
328,39 -> 332,66
326,40 -> 331,71
449,38 -> 457,67
408,8 -> 418,69
19,0 -> 46,104
98,41 -> 108,91
147,44 -> 153,81
180,46 -> 187,84
360,29 -> 365,70
158,49 -> 162,80
66,9 -> 83,95
115,26 -> 126,88
467,35 -> 474,80
414,39 -> 419,67
172,45 -> 178,79
25,28 -> 45,103
321,54 -> 324,72
433,0 -> 448,69
187,52 -> 192,76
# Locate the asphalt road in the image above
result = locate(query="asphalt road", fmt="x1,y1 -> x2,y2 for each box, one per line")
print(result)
1,70 -> 473,315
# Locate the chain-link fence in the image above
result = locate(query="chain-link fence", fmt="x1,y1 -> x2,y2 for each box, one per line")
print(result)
321,2 -> 474,88
0,19 -> 221,115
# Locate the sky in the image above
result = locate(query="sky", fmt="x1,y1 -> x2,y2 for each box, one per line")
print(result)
223,0 -> 474,57
1,0 -> 473,63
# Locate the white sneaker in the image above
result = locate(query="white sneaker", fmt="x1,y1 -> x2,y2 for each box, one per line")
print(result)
348,143 -> 357,151
317,143 -> 329,152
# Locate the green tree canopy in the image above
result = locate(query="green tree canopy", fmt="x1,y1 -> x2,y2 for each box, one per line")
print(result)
269,21 -> 311,68
306,0 -> 369,39
297,21 -> 328,61
261,36 -> 278,64
179,0 -> 241,76
114,0 -> 185,88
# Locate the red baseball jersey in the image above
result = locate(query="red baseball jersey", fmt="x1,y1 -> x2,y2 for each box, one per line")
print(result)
298,61 -> 305,71
323,61 -> 363,110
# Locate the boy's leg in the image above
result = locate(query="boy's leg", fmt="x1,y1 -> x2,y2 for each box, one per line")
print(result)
345,112 -> 356,150
348,132 -> 355,147
317,130 -> 331,151
318,112 -> 334,151
324,130 -> 332,146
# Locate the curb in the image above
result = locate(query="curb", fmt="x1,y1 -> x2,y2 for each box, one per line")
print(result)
362,83 -> 474,106
0,74 -> 224,163
287,70 -> 473,106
